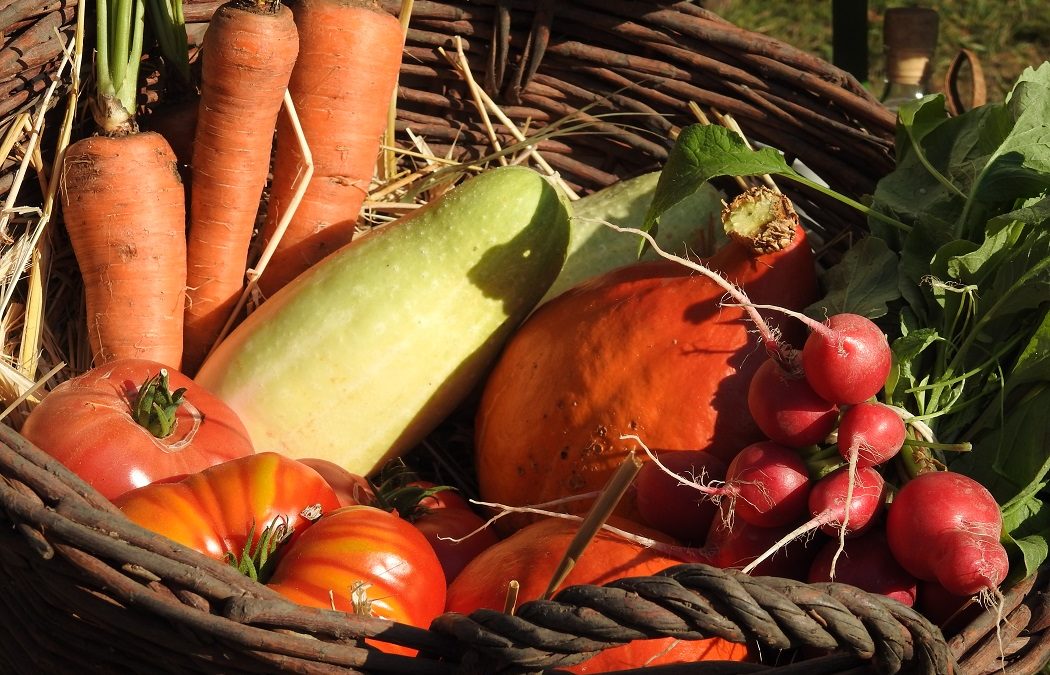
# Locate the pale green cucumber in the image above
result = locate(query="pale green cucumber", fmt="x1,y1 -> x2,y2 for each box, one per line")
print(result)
541,172 -> 724,304
195,166 -> 571,476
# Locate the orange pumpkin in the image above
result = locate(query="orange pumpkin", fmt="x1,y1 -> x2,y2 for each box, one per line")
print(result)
445,517 -> 749,672
475,215 -> 818,528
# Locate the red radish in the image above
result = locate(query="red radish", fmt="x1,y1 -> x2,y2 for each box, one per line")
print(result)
747,358 -> 839,448
725,307 -> 892,406
741,465 -> 885,575
885,471 -> 1005,589
706,518 -> 822,580
807,529 -> 918,606
807,465 -> 886,537
836,402 -> 907,468
932,530 -> 1010,597
723,441 -> 812,529
801,313 -> 892,405
635,449 -> 727,543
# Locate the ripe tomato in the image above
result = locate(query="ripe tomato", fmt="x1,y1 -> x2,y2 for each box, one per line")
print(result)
298,457 -> 376,507
409,482 -> 500,583
114,452 -> 341,564
21,359 -> 254,500
266,505 -> 446,655
446,517 -> 749,672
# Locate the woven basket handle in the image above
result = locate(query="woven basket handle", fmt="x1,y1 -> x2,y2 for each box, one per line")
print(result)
943,48 -> 987,115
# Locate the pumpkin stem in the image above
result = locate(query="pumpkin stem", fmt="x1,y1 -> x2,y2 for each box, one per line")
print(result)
721,186 -> 800,255
132,369 -> 187,438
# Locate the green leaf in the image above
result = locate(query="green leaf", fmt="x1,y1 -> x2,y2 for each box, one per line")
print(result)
1005,531 -> 1050,579
804,237 -> 900,320
887,328 -> 942,410
896,95 -> 952,156
964,64 -> 1050,233
1010,309 -> 1050,389
643,125 -> 797,235
952,385 -> 1050,506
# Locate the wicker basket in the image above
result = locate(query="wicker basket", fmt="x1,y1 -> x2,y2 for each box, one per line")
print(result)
0,0 -> 79,213
1,1 -> 1048,673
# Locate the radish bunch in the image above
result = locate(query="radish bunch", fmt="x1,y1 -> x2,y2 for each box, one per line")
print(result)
634,307 -> 1008,618
620,229 -> 1010,620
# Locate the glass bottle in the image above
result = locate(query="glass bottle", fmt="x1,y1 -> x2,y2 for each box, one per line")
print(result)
880,7 -> 939,111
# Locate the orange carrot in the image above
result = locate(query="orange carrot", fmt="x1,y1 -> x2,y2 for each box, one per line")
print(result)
258,0 -> 405,295
60,0 -> 187,369
182,1 -> 299,373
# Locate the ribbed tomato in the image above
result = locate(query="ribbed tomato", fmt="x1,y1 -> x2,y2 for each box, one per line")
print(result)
114,452 -> 341,562
266,505 -> 446,654
21,358 -> 255,500
446,517 -> 749,672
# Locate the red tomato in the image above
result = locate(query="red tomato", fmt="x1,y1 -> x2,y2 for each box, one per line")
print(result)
298,457 -> 376,507
413,504 -> 500,583
404,480 -> 500,582
114,452 -> 341,563
21,359 -> 254,500
267,505 -> 446,654
413,480 -> 472,511
446,517 -> 749,672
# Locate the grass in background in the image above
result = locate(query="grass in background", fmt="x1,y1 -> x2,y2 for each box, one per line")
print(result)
706,0 -> 1049,103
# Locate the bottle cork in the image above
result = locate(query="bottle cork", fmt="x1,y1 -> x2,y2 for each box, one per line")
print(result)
883,7 -> 939,86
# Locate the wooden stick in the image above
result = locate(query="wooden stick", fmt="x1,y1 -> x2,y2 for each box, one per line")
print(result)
438,39 -> 507,166
542,451 -> 642,600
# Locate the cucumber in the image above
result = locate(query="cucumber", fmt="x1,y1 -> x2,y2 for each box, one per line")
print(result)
541,172 -> 724,304
196,166 -> 571,476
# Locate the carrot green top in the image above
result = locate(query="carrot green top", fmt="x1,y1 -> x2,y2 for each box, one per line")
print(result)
146,0 -> 191,87
94,0 -> 146,134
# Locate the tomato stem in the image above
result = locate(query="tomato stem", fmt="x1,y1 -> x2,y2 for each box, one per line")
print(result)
132,369 -> 188,438
368,459 -> 457,521
226,517 -> 292,584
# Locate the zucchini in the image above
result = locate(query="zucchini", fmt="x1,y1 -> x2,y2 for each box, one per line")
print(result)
196,166 -> 571,476
542,172 -> 724,304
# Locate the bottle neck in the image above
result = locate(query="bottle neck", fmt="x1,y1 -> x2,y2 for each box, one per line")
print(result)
881,81 -> 927,111
881,47 -> 933,111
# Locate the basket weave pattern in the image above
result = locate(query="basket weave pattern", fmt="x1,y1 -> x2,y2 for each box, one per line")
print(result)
1,1 -> 1048,673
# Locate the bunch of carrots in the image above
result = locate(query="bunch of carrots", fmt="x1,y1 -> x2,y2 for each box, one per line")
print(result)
60,0 -> 406,374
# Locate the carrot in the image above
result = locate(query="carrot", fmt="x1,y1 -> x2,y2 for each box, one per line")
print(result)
257,0 -> 405,295
181,1 -> 299,374
60,0 -> 187,369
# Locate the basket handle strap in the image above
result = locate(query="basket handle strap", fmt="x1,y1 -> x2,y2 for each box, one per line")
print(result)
943,48 -> 987,115
486,1 -> 512,96
486,0 -> 556,103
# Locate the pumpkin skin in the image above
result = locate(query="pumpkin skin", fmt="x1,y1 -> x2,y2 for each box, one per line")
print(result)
475,224 -> 817,529
445,517 -> 749,673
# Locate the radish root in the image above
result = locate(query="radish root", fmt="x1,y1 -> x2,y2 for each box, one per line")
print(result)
829,440 -> 861,579
467,495 -> 708,562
